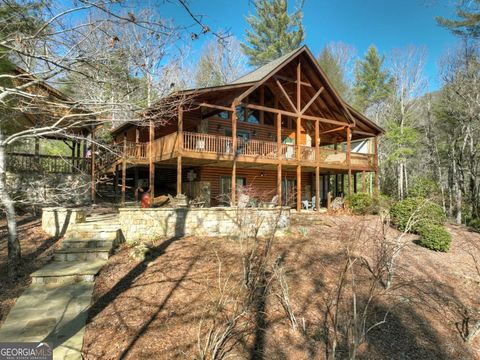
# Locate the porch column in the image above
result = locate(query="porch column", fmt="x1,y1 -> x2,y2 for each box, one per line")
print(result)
149,120 -> 155,198
315,119 -> 320,211
231,105 -> 237,205
276,112 -> 282,206
374,136 -> 379,197
121,134 -> 127,206
353,173 -> 357,193
362,170 -> 366,192
177,107 -> 183,195
347,126 -> 352,195
296,165 -> 301,212
71,141 -> 76,172
76,139 -> 81,170
91,127 -> 96,203
296,117 -> 301,211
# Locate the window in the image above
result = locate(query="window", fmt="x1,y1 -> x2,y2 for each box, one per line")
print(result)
217,111 -> 229,120
220,176 -> 246,205
225,128 -> 250,140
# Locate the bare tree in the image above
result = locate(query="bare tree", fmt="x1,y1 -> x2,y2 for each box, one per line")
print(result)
0,0 -> 221,276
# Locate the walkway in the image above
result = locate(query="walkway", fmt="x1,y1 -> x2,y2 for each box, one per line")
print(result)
0,214 -> 121,359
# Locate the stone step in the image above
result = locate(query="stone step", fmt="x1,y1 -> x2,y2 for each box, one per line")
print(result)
64,229 -> 120,241
31,259 -> 107,285
60,239 -> 114,249
54,247 -> 111,262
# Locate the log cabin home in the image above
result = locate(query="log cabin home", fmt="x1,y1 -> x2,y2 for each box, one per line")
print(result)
107,46 -> 383,211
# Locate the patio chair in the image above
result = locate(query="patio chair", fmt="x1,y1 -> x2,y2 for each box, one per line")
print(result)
237,193 -> 249,208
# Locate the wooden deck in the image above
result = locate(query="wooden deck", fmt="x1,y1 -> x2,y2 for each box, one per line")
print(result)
116,131 -> 375,171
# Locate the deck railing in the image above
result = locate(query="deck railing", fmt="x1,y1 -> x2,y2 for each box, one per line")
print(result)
106,131 -> 375,169
6,152 -> 91,173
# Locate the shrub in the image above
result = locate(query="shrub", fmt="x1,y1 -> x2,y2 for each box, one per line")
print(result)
409,177 -> 440,198
346,193 -> 373,215
390,197 -> 446,233
468,218 -> 480,233
417,223 -> 452,252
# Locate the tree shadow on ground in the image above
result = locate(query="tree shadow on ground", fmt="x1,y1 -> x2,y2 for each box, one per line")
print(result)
43,236 -> 181,352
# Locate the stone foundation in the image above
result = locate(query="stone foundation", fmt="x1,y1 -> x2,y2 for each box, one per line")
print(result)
118,207 -> 290,243
42,207 -> 86,237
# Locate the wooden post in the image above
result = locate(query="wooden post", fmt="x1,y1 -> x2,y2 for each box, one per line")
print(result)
91,127 -> 96,203
296,165 -> 301,212
135,126 -> 140,157
315,119 -> 320,211
231,105 -> 237,205
315,166 -> 320,211
276,112 -> 282,206
177,157 -> 182,196
149,120 -> 154,198
177,107 -> 183,196
296,117 -> 301,161
374,136 -> 379,197
259,85 -> 265,125
114,165 -> 118,201
353,173 -> 357,193
71,141 -> 76,172
362,171 -> 366,192
277,164 -> 282,206
76,139 -> 81,169
347,127 -> 352,195
121,135 -> 126,206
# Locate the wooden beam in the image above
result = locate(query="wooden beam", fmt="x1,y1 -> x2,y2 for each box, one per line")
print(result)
276,113 -> 282,160
315,120 -> 320,162
243,103 -> 346,126
296,117 -> 301,161
195,102 -> 233,112
315,166 -> 320,211
301,87 -> 324,115
178,106 -> 183,153
321,125 -> 347,135
273,74 -> 312,87
362,171 -> 366,192
275,79 -> 297,112
374,136 -> 379,197
296,61 -> 301,111
296,165 -> 301,212
259,85 -> 264,125
177,156 -> 182,195
231,106 -> 237,205
347,127 -> 352,195
277,164 -> 282,206
149,120 -> 155,198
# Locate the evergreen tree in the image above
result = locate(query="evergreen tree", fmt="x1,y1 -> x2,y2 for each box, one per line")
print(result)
317,47 -> 349,99
352,46 -> 392,112
436,0 -> 480,39
241,0 -> 304,67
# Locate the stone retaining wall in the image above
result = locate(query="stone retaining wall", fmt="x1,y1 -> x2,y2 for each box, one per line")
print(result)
118,207 -> 290,243
7,172 -> 91,207
42,207 -> 86,237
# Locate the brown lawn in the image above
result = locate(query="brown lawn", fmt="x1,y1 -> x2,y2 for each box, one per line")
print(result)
81,215 -> 480,360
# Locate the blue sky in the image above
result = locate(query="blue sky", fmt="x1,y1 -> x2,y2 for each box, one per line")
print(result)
151,0 -> 460,91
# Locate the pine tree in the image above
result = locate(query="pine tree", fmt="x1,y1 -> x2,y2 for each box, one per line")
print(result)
353,46 -> 392,112
241,0 -> 304,67
436,0 -> 480,39
317,47 -> 349,99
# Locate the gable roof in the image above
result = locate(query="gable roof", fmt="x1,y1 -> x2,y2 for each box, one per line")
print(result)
114,45 -> 383,138
230,47 -> 303,85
